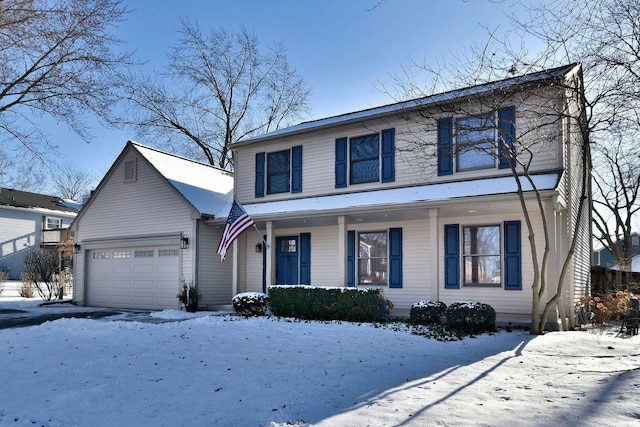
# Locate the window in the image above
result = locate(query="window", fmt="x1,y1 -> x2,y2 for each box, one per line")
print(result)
350,134 -> 380,184
267,150 -> 290,194
255,146 -> 302,197
113,251 -> 131,259
444,221 -> 521,290
456,114 -> 495,171
357,231 -> 388,285
463,225 -> 501,286
437,106 -> 515,176
45,217 -> 62,229
335,128 -> 395,188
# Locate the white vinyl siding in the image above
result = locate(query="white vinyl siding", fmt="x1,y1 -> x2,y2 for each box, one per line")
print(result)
234,94 -> 564,205
197,223 -> 233,305
72,149 -> 214,307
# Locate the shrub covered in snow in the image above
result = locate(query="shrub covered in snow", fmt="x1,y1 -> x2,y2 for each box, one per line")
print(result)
232,292 -> 269,316
444,301 -> 496,333
268,285 -> 392,322
410,300 -> 447,325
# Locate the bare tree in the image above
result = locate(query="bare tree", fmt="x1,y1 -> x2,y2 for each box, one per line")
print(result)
514,0 -> 640,275
117,21 -> 311,170
0,0 -> 131,162
52,161 -> 99,200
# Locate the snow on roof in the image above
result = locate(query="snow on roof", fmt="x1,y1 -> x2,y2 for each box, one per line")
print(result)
244,173 -> 560,218
236,63 -> 580,146
131,142 -> 234,217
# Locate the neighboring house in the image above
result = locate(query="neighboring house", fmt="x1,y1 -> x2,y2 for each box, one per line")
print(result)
70,141 -> 234,310
225,63 -> 591,328
592,233 -> 640,270
0,188 -> 79,280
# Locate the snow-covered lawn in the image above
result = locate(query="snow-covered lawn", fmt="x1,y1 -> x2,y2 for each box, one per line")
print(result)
0,296 -> 639,427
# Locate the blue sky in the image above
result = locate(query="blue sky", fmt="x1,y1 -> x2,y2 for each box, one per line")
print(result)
54,0 -> 538,177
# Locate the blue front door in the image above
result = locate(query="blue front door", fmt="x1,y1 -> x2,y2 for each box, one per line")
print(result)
276,236 -> 298,284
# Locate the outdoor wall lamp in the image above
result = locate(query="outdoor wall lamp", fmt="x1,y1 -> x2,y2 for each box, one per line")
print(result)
255,242 -> 262,253
180,236 -> 189,249
73,243 -> 81,253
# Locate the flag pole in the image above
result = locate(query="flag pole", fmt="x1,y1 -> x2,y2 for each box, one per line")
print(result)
253,225 -> 269,248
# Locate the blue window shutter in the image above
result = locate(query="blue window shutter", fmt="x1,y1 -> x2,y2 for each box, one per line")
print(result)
504,220 -> 522,290
347,230 -> 355,287
437,118 -> 453,176
389,227 -> 403,288
335,137 -> 347,188
291,145 -> 303,193
498,106 -> 516,169
300,232 -> 311,284
444,224 -> 460,289
381,128 -> 395,183
255,152 -> 265,198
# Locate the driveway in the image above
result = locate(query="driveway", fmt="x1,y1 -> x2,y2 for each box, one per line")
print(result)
0,307 -> 121,329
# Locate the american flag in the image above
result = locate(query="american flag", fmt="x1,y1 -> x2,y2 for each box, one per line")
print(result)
217,199 -> 255,261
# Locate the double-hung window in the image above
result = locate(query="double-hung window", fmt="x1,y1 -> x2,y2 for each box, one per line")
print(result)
267,150 -> 290,194
456,114 -> 496,172
358,231 -> 388,285
255,146 -> 302,197
463,225 -> 501,286
335,128 -> 395,188
350,134 -> 380,184
437,106 -> 515,176
444,221 -> 521,290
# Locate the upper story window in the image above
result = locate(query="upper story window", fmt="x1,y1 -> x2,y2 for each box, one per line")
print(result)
335,128 -> 395,188
255,146 -> 302,198
438,106 -> 515,176
267,150 -> 290,194
350,134 -> 380,184
45,217 -> 62,229
456,114 -> 496,172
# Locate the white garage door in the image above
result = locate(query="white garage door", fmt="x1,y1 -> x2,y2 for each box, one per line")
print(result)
87,245 -> 180,310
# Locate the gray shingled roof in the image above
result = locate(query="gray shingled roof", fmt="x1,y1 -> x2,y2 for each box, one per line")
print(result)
0,188 -> 80,213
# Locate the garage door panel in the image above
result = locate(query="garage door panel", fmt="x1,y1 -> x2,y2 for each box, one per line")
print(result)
87,245 -> 180,310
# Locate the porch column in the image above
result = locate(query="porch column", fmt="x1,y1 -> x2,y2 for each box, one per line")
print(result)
429,208 -> 439,301
266,221 -> 275,287
338,215 -> 348,287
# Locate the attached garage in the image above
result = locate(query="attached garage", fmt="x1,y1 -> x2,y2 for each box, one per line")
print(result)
71,141 -> 234,311
86,243 -> 180,310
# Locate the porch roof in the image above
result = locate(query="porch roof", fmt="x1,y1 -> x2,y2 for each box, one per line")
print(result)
243,172 -> 561,219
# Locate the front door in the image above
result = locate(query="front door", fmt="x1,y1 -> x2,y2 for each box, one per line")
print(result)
276,236 -> 298,284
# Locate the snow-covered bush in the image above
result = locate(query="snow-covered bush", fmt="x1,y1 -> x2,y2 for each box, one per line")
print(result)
410,300 -> 447,325
444,301 -> 496,333
232,292 -> 269,316
22,248 -> 60,300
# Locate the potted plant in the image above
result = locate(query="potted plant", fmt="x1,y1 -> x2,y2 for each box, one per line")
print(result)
177,280 -> 200,312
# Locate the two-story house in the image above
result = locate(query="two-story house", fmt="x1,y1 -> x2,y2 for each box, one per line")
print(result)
0,188 -> 79,280
226,63 -> 591,329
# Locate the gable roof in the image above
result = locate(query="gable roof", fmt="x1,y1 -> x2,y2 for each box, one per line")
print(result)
0,187 -> 79,215
131,142 -> 234,217
234,63 -> 581,147
76,142 -> 234,225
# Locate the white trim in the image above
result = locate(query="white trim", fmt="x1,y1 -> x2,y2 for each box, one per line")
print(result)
81,233 -> 182,250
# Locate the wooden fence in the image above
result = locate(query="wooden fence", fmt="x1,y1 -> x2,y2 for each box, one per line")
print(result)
591,266 -> 640,295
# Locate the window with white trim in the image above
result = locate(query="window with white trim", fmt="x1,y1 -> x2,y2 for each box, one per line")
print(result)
463,225 -> 501,286
357,231 -> 388,286
45,217 -> 62,229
